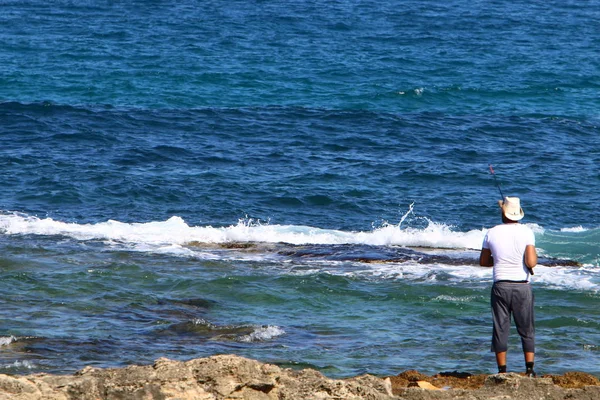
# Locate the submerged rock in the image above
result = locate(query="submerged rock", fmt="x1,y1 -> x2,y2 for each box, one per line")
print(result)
0,355 -> 599,400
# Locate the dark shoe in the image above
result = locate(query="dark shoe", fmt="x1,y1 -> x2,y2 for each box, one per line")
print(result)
525,368 -> 537,378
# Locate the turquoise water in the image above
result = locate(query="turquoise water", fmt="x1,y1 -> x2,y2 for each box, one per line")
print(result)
0,0 -> 599,378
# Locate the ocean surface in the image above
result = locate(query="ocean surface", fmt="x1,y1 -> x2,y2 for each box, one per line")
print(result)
1,0 -> 599,379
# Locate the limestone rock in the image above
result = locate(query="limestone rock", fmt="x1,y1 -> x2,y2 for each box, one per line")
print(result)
0,356 -> 599,400
0,355 -> 393,400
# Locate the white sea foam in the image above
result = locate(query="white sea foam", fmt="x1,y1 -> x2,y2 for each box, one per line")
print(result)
527,223 -> 545,234
561,226 -> 587,233
0,212 -> 486,250
0,336 -> 16,346
0,360 -> 35,370
237,325 -> 285,343
337,261 -> 493,283
433,295 -> 481,303
531,266 -> 600,292
281,257 -> 599,293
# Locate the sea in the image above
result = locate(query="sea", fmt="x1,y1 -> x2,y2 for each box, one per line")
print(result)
0,0 -> 599,380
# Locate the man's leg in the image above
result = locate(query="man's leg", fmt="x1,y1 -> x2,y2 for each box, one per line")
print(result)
491,284 -> 511,373
495,352 -> 507,373
513,285 -> 536,376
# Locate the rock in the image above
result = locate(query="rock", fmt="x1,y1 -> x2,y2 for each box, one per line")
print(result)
547,371 -> 600,389
413,381 -> 440,390
394,372 -> 600,400
0,356 -> 599,400
0,355 -> 393,400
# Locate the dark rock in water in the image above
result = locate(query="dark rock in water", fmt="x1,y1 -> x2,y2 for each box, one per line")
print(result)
277,243 -> 423,263
219,242 -> 257,249
438,370 -> 474,379
170,297 -> 218,309
187,241 -> 584,268
1,355 -> 599,400
538,257 -> 582,267
157,297 -> 218,309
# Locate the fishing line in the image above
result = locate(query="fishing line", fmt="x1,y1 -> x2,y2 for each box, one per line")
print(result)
488,164 -> 505,202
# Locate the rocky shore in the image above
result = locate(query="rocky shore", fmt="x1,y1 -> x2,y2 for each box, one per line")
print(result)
1,354 -> 599,399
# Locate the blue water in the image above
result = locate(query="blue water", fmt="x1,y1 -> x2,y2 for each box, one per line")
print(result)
1,0 -> 599,379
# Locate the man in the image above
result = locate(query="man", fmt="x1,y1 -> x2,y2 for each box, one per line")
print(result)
479,196 -> 538,377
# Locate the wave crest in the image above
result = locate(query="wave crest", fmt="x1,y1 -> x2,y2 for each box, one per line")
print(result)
0,212 -> 485,250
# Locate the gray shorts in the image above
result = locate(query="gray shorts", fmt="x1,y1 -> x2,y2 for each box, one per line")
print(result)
491,281 -> 535,353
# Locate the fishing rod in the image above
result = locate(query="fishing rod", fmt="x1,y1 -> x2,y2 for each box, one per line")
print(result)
488,164 -> 505,202
487,164 -> 534,275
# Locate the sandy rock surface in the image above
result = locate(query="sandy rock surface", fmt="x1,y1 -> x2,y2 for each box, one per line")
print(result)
0,355 -> 598,400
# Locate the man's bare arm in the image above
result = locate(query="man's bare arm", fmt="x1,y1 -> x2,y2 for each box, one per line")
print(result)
480,248 -> 494,267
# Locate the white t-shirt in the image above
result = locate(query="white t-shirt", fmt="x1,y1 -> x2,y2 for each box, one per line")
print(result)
482,223 -> 536,282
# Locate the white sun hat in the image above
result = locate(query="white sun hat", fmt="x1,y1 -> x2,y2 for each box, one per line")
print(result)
497,196 -> 525,221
